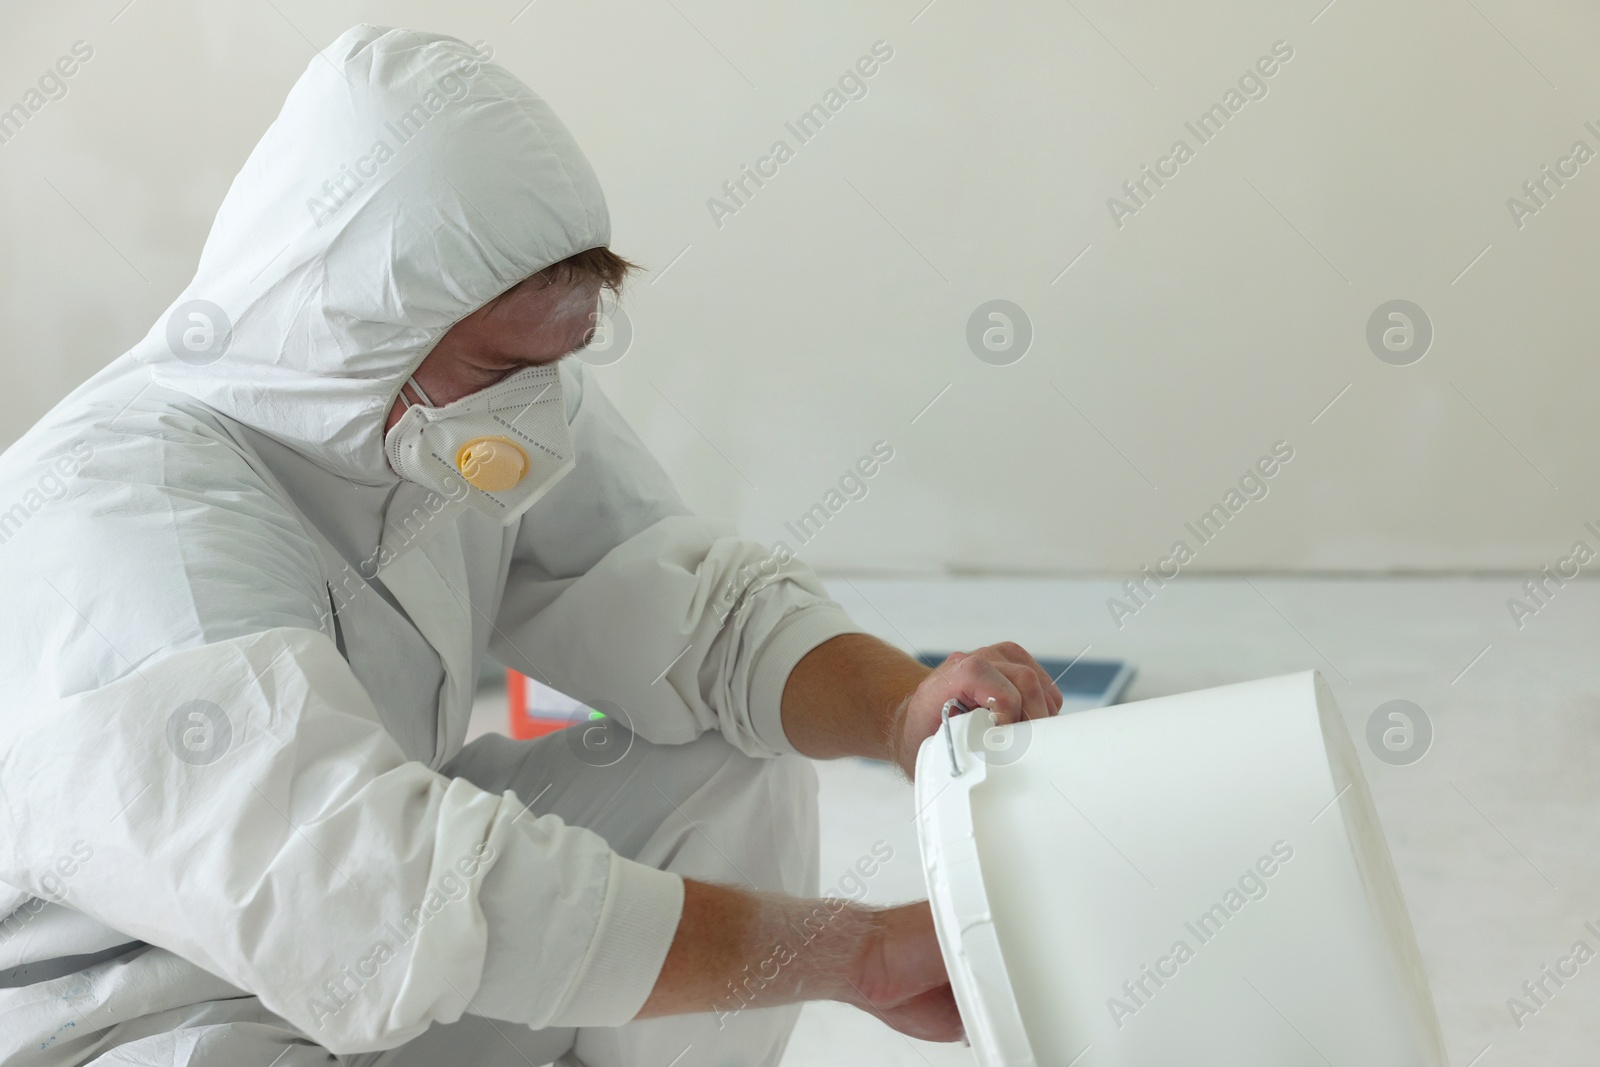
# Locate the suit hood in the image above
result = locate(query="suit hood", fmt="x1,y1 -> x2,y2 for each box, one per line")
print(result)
131,24 -> 610,484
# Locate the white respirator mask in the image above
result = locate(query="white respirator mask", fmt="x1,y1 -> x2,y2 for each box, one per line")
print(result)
384,364 -> 576,525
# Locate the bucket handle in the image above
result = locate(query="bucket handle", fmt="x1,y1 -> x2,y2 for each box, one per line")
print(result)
940,699 -> 973,777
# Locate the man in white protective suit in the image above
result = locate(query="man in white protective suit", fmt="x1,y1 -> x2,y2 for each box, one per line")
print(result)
0,25 -> 1063,1067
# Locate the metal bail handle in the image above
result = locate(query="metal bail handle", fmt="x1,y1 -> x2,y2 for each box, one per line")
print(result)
940,698 -> 975,777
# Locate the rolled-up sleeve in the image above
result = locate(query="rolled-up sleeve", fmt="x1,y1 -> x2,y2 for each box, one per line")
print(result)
490,362 -> 865,757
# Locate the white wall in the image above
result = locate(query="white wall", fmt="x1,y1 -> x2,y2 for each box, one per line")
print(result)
3,0 -> 1597,574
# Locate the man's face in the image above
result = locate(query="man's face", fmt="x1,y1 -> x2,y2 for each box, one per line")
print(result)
384,276 -> 602,433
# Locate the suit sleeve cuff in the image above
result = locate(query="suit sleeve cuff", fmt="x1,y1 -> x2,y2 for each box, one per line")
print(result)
747,603 -> 868,757
549,854 -> 685,1027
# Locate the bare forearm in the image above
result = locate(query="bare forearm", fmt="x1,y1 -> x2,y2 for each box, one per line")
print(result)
778,633 -> 932,765
638,878 -> 959,1042
782,634 -> 1064,779
636,878 -> 875,1019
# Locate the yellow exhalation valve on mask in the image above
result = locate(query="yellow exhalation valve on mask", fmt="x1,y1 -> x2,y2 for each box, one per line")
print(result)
457,436 -> 529,492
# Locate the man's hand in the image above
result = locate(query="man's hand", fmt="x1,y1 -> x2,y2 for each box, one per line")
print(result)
887,643 -> 1063,777
781,634 -> 1063,777
845,901 -> 964,1042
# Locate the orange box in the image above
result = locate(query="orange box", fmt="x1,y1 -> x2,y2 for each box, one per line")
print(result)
506,669 -> 593,739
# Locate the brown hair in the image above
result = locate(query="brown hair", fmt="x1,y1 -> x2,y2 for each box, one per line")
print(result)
529,246 -> 638,294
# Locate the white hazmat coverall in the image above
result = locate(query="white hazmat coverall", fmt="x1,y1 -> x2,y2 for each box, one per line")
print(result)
0,24 -> 865,1067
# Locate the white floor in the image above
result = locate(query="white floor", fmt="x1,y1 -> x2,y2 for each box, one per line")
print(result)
472,576 -> 1600,1067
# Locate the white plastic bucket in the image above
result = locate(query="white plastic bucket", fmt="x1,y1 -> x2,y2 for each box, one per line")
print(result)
914,671 -> 1446,1067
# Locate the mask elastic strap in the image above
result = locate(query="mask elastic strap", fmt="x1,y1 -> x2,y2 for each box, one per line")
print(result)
400,376 -> 435,408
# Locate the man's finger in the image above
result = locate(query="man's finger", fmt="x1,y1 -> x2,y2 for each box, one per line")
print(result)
989,640 -> 1064,711
951,655 -> 1024,725
990,659 -> 1054,721
969,644 -> 1059,720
